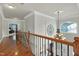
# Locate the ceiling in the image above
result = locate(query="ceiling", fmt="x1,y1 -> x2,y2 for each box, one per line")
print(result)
1,3 -> 79,20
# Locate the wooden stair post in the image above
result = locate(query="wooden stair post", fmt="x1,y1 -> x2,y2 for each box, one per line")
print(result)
27,31 -> 30,45
73,37 -> 79,56
26,31 -> 33,55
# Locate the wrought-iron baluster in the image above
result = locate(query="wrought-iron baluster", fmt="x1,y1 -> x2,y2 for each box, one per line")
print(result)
50,41 -> 53,56
48,40 -> 49,56
61,43 -> 62,56
40,37 -> 41,56
56,42 -> 57,56
67,45 -> 69,56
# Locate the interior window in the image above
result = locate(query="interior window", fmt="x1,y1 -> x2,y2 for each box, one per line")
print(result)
61,22 -> 77,33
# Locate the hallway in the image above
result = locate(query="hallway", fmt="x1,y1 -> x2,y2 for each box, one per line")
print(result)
0,36 -> 33,56
0,3 -> 79,56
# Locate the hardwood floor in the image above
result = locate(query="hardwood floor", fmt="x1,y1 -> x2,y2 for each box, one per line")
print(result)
0,37 -> 33,56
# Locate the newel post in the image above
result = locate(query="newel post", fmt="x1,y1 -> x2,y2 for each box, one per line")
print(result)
27,31 -> 32,52
27,31 -> 30,45
73,37 -> 79,56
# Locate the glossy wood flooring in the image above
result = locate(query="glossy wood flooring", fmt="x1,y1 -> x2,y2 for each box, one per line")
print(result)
0,37 -> 33,56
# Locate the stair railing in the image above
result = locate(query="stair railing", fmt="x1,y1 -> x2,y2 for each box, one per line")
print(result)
26,31 -> 79,56
16,31 -> 79,56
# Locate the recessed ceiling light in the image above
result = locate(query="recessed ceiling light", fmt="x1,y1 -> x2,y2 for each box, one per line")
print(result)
8,5 -> 15,9
4,4 -> 15,9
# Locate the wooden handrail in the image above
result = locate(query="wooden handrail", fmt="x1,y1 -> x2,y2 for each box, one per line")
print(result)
27,32 -> 73,46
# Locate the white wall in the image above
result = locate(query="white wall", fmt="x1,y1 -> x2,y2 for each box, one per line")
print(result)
0,6 -> 5,41
24,12 -> 35,54
34,11 -> 56,56
24,13 -> 35,33
0,8 -> 2,39
24,11 -> 56,56
0,11 -> 2,40
35,11 -> 56,36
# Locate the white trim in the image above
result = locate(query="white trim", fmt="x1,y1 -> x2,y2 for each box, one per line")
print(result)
34,11 -> 55,19
24,11 -> 56,20
24,11 -> 34,19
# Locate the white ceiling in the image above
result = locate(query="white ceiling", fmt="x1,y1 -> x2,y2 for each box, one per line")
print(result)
1,3 -> 79,20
